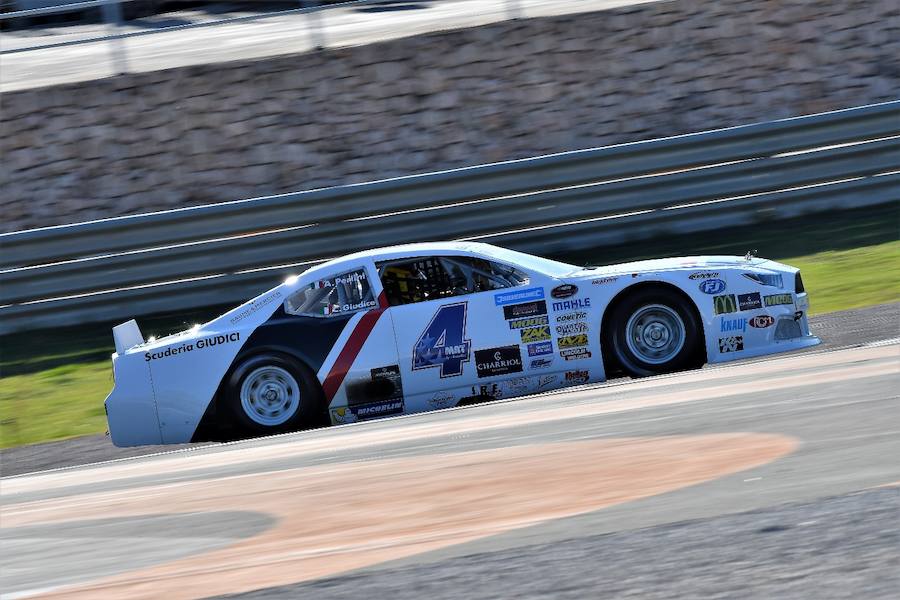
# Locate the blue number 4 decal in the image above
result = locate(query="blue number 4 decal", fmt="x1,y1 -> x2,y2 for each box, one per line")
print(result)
413,302 -> 471,378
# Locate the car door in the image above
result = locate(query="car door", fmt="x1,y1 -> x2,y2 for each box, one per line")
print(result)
281,261 -> 403,425
377,254 -> 556,412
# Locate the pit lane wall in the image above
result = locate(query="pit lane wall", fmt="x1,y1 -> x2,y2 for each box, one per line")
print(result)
2,0 -> 898,232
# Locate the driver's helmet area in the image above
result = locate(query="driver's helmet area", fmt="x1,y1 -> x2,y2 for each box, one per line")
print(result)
376,255 -> 530,306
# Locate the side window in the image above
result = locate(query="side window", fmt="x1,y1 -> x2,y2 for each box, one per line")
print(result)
451,256 -> 530,292
377,256 -> 530,306
284,268 -> 375,317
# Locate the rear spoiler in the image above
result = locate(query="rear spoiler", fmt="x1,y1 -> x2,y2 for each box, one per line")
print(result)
112,320 -> 144,354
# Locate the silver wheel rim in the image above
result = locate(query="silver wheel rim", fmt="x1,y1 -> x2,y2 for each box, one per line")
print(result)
625,304 -> 686,365
239,365 -> 300,427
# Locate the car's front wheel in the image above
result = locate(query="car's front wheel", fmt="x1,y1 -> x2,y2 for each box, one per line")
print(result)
606,288 -> 704,377
225,353 -> 324,435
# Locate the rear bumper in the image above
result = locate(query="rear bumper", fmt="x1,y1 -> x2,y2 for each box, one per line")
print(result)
105,354 -> 163,447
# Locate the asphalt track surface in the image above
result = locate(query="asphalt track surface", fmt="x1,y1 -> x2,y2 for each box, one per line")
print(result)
0,0 -> 652,92
1,302 -> 898,598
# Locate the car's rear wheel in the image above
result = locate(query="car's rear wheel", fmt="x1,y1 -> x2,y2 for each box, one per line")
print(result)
605,287 -> 704,377
226,353 -> 324,435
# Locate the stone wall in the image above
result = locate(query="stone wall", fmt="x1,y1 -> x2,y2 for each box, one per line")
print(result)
2,0 -> 898,233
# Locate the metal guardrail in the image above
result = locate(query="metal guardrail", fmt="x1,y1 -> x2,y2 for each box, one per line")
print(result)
1,100 -> 899,334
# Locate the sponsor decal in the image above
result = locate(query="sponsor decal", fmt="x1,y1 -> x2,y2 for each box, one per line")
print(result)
412,302 -> 471,378
353,399 -> 405,420
552,298 -> 592,311
527,341 -> 554,357
689,272 -> 719,280
530,357 -> 554,369
556,322 -> 588,335
229,291 -> 282,325
537,374 -> 558,389
471,383 -> 501,399
502,377 -> 532,395
334,271 -> 366,284
371,365 -> 403,402
718,336 -> 744,353
550,284 -> 578,299
560,347 -> 591,360
713,294 -> 738,315
591,277 -> 617,285
508,315 -> 549,329
556,311 -> 588,323
749,315 -> 775,328
699,278 -> 727,295
502,300 -> 547,320
323,299 -> 378,315
429,391 -> 456,410
737,292 -> 762,311
720,317 -> 747,333
558,333 -> 589,349
332,398 -> 405,423
144,332 -> 240,361
494,287 -> 544,306
521,325 -> 551,343
764,294 -> 794,307
331,406 -> 357,424
475,346 -> 524,378
565,370 -> 590,385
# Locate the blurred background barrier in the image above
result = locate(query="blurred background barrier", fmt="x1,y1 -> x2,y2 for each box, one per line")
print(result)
3,0 -> 899,234
1,100 -> 898,334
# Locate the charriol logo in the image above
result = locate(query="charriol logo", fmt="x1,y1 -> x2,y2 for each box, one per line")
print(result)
738,292 -> 762,311
475,346 -> 523,377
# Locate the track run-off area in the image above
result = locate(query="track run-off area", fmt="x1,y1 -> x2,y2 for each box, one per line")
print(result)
1,306 -> 898,599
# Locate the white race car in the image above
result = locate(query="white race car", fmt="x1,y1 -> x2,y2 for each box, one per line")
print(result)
105,242 -> 819,446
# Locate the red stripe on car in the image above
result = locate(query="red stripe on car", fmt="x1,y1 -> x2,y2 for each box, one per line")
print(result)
322,309 -> 385,401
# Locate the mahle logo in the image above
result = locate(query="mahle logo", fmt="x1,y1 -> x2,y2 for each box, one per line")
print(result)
713,294 -> 737,315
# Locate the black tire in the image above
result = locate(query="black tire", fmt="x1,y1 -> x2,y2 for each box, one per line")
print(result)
605,287 -> 704,378
225,353 -> 325,435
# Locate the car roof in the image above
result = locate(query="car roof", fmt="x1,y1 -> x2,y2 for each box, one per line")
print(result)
291,241 -> 576,285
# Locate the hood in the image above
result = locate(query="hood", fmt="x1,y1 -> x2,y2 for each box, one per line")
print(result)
569,255 -> 770,278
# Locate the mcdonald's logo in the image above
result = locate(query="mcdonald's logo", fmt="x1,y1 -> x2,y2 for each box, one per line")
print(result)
713,294 -> 737,315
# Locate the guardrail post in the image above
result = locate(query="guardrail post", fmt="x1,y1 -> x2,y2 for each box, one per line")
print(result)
302,1 -> 327,51
101,0 -> 129,75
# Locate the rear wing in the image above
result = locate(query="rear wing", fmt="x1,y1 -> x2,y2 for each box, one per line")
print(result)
112,320 -> 144,354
